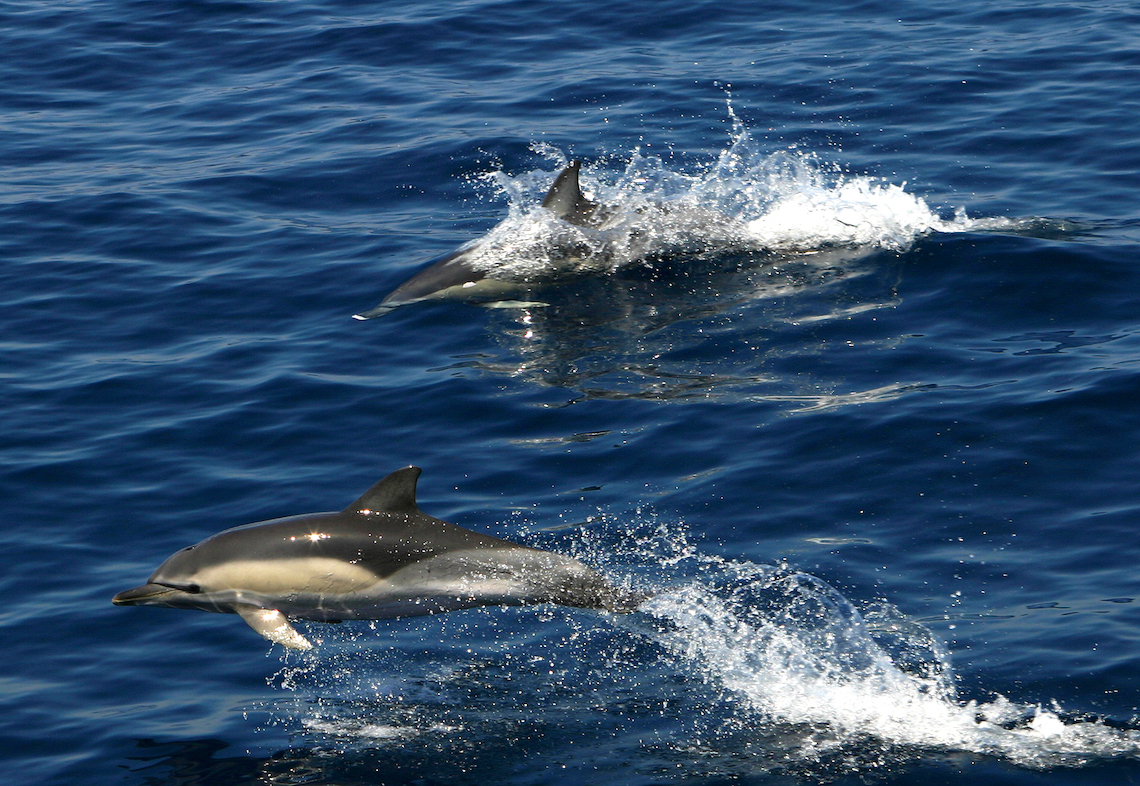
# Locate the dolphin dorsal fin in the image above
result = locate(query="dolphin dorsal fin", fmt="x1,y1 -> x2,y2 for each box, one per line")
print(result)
541,160 -> 601,227
346,466 -> 422,514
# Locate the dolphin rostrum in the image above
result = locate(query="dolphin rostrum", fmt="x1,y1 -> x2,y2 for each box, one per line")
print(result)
112,467 -> 642,650
353,160 -> 604,319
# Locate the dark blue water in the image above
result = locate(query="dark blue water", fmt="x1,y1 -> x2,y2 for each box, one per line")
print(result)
6,1 -> 1140,783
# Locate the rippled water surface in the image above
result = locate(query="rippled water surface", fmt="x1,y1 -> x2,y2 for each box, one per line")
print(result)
5,1 -> 1140,784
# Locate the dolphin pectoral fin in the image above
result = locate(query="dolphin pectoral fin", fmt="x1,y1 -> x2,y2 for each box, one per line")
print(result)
235,604 -> 313,650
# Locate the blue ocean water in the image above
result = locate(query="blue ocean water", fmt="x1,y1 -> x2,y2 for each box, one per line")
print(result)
5,0 -> 1140,783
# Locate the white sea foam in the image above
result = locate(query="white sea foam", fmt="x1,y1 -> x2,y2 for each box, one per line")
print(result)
467,126 -> 1018,282
744,179 -> 950,251
637,558 -> 1140,769
268,519 -> 1140,773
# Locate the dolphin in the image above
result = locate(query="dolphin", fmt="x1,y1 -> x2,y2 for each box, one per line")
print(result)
112,466 -> 642,650
353,160 -> 605,319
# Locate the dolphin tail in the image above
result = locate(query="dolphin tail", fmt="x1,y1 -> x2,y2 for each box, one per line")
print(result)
235,604 -> 313,650
601,587 -> 655,614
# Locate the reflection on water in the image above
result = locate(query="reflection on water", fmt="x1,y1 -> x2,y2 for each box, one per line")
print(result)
128,739 -> 263,785
124,534 -> 1140,784
436,244 -> 910,405
408,129 -> 1076,406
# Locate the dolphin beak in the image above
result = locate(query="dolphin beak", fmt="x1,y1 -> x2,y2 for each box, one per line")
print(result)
112,583 -> 177,606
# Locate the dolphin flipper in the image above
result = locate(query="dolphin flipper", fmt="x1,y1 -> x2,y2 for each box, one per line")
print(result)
236,604 -> 313,650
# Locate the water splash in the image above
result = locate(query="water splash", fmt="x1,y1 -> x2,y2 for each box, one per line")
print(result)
537,516 -> 1140,770
460,125 -> 1022,284
397,126 -> 1069,405
261,518 -> 1140,775
629,553 -> 1140,770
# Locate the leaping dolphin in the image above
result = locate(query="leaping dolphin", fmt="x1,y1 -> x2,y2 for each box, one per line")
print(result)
353,161 -> 604,319
113,466 -> 643,650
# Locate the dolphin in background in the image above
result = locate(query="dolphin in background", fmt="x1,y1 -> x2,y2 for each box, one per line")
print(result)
112,467 -> 643,650
354,161 -> 604,319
